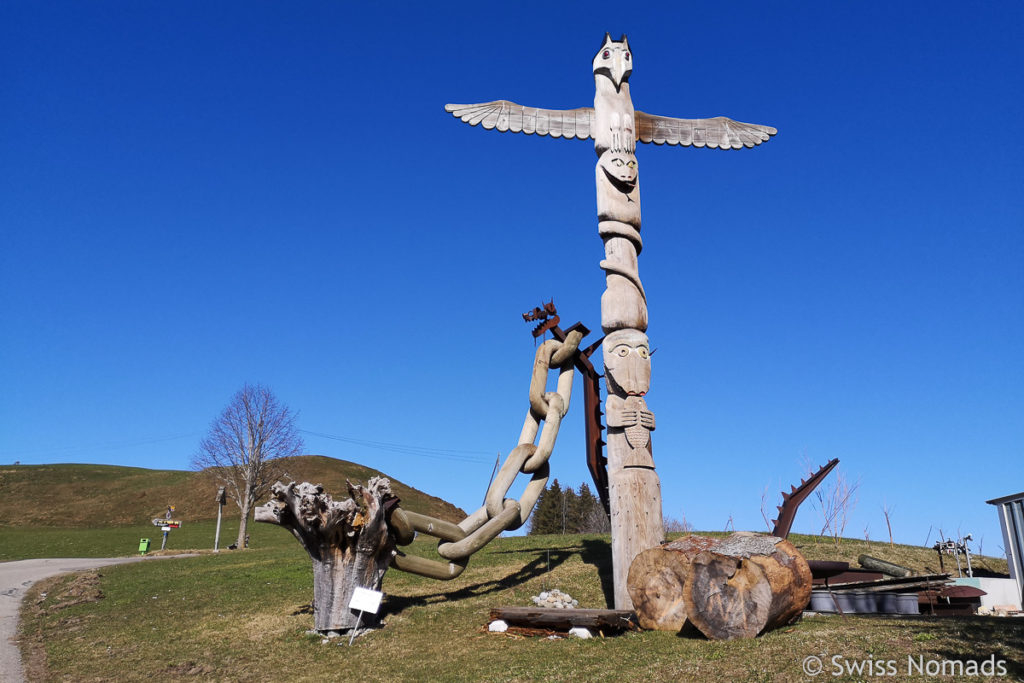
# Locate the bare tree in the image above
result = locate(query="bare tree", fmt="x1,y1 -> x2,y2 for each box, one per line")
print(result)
663,512 -> 695,534
760,482 -> 774,532
812,467 -> 860,549
881,501 -> 895,547
193,383 -> 304,548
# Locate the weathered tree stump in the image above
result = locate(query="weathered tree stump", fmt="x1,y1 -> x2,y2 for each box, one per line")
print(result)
627,532 -> 812,640
254,477 -> 396,634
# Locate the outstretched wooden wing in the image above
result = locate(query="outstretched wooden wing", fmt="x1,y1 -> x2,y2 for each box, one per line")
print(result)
444,101 -> 594,140
634,112 -> 776,149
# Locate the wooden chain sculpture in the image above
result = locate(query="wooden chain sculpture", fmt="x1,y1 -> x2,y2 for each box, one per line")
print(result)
388,329 -> 583,580
446,34 -> 776,609
256,331 -> 583,632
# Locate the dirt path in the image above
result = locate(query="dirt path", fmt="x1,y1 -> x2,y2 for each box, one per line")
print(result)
0,555 -> 194,683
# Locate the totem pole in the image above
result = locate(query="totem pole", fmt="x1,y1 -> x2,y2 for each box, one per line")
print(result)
446,34 -> 775,609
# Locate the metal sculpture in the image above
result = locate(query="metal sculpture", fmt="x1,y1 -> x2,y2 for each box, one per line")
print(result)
446,34 -> 775,609
770,458 -> 840,539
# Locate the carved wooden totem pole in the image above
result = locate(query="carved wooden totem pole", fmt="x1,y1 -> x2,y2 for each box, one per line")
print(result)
446,34 -> 775,609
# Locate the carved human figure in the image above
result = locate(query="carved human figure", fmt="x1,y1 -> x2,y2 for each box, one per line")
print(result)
603,329 -> 656,469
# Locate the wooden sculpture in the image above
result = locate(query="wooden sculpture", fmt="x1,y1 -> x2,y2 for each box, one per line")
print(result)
446,34 -> 776,610
254,478 -> 396,633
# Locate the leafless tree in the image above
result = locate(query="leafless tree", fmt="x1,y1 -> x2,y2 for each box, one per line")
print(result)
812,468 -> 860,549
193,383 -> 304,548
881,501 -> 895,547
583,503 -> 611,533
760,482 -> 774,532
664,511 -> 695,534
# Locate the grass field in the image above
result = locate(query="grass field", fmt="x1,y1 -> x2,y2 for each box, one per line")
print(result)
17,531 -> 1022,682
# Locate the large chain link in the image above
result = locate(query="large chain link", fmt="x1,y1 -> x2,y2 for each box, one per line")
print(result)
388,330 -> 584,580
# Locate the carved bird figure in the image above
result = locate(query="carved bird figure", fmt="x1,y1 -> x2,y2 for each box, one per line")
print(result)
445,33 -> 776,151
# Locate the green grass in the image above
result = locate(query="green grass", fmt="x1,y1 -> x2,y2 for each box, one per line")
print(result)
0,519 -> 299,561
19,533 -> 1022,682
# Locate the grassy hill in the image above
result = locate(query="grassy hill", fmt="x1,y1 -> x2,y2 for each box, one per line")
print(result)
0,456 -> 466,528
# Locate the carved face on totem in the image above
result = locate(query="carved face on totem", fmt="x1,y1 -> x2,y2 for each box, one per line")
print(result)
599,151 -> 638,194
592,33 -> 632,91
603,328 -> 651,396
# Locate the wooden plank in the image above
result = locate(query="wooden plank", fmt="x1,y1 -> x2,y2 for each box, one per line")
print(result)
826,573 -> 950,592
490,607 -> 636,631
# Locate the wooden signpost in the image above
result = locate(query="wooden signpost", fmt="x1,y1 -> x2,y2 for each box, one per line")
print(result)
445,34 -> 775,609
152,517 -> 182,549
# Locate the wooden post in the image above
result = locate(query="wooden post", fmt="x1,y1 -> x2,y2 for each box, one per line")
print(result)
255,477 -> 396,634
214,486 -> 226,552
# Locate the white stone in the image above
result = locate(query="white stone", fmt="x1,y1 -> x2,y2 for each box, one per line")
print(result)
568,627 -> 593,639
488,620 -> 509,633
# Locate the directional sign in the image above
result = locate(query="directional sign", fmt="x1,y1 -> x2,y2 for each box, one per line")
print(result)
152,519 -> 182,528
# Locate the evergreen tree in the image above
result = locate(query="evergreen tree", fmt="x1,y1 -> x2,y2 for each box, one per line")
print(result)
576,482 -> 609,533
529,480 -> 610,534
529,479 -> 562,535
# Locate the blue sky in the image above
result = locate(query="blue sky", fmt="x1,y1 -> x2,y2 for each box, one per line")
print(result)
2,2 -> 1021,553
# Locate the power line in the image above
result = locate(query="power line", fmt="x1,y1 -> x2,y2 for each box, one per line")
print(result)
298,429 -> 492,464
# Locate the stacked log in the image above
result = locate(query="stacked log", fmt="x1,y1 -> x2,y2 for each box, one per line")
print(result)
627,532 -> 812,640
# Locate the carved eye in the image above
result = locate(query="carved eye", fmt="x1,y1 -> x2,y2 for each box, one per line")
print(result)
616,346 -> 629,357
637,347 -> 649,359
625,52 -> 631,61
603,50 -> 610,59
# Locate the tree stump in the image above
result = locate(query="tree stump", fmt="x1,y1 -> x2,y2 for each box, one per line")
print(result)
627,532 -> 812,640
254,477 -> 396,634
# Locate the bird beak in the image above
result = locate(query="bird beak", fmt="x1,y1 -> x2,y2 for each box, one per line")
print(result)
609,53 -> 632,90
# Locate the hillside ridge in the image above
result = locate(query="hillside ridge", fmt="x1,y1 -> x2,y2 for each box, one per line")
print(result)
0,455 -> 466,528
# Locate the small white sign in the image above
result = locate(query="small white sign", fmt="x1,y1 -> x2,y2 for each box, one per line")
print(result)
349,586 -> 383,614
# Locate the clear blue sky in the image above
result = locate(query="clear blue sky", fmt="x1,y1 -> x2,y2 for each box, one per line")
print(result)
2,2 -> 1021,552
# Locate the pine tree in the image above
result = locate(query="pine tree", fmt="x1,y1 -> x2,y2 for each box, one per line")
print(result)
529,479 -> 563,535
529,480 -> 610,534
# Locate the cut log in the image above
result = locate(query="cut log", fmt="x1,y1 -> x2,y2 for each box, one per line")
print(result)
858,554 -> 913,578
627,532 -> 812,640
685,551 -> 771,640
627,535 -> 717,630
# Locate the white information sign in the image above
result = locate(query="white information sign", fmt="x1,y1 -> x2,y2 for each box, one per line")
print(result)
348,586 -> 383,614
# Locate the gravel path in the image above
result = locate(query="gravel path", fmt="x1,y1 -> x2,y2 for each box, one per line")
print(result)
0,556 -> 194,683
